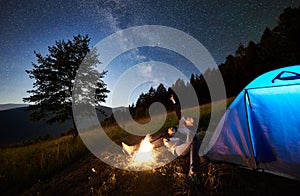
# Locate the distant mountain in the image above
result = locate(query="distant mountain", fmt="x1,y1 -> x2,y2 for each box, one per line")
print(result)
112,106 -> 128,111
0,104 -> 29,111
0,105 -> 114,146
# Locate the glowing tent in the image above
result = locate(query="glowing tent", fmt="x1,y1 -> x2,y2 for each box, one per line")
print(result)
205,64 -> 300,179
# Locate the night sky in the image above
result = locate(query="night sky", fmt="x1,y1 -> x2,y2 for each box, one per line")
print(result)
1,0 -> 299,107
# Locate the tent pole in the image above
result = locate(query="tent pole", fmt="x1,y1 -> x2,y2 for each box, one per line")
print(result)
244,90 -> 258,169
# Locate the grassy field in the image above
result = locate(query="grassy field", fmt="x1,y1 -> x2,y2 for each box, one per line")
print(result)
0,135 -> 88,194
1,97 -> 300,195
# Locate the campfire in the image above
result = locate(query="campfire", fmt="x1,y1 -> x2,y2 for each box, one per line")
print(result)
132,134 -> 156,164
122,134 -> 159,168
116,133 -> 174,170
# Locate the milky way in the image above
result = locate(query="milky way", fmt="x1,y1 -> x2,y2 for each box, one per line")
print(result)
0,0 -> 298,106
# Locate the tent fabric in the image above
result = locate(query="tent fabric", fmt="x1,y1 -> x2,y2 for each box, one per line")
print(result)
206,65 -> 300,179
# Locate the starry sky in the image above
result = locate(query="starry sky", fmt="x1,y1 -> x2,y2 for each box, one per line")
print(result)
0,0 -> 299,107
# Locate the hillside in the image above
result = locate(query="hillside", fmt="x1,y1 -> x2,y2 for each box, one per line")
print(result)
0,106 -> 113,146
1,98 -> 300,195
0,104 -> 29,111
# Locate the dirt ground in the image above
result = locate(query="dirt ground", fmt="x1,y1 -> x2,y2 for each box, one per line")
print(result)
20,152 -> 300,196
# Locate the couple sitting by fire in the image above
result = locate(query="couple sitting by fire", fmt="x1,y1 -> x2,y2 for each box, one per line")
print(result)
122,93 -> 202,182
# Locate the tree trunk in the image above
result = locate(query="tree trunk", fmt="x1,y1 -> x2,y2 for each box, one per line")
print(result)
71,116 -> 79,137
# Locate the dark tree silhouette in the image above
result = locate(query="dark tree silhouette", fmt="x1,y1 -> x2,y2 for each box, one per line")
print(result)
217,6 -> 300,98
23,34 -> 110,136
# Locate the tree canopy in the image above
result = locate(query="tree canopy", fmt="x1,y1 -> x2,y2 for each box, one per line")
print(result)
24,34 -> 110,135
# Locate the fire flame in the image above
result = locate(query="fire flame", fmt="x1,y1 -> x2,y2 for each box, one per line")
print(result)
132,134 -> 155,165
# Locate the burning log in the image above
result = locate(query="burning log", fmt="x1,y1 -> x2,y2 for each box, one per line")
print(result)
121,142 -> 138,156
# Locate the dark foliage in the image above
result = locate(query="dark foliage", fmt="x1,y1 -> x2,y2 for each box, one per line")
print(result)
23,35 -> 110,135
219,6 -> 300,97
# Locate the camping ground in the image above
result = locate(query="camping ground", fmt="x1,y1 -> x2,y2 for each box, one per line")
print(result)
1,97 -> 300,195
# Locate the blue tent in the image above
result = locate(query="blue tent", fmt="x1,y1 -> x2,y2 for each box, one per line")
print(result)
206,65 -> 300,179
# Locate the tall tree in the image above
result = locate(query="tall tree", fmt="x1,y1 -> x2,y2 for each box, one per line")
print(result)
23,34 -> 110,136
